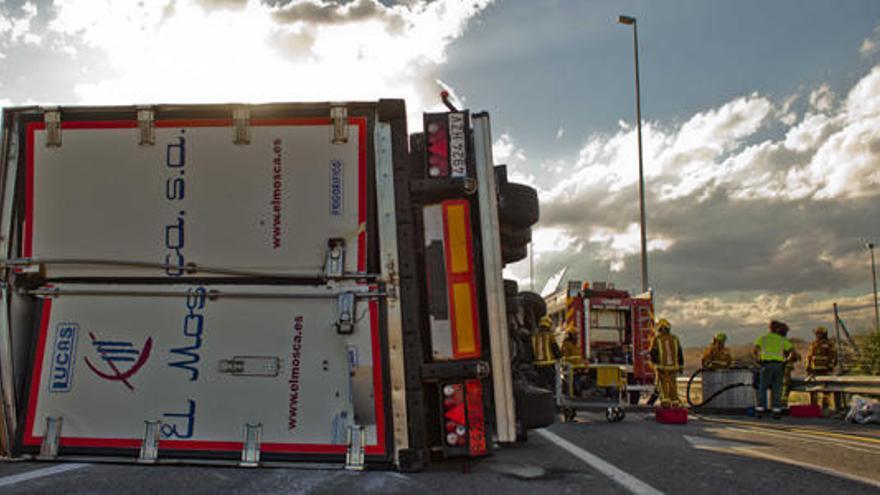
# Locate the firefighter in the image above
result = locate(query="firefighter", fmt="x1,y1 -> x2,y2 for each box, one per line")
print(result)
701,332 -> 732,370
532,316 -> 559,364
561,331 -> 582,363
649,318 -> 684,408
779,325 -> 800,407
752,320 -> 793,419
806,326 -> 838,410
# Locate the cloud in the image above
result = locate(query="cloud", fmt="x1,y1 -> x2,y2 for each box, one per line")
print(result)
515,65 -> 880,345
0,0 -> 492,126
861,25 -> 880,57
661,290 -> 878,346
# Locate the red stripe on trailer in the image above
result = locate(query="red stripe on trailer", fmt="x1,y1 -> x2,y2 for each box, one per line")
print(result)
23,117 -> 369,271
23,299 -> 52,446
24,295 -> 388,456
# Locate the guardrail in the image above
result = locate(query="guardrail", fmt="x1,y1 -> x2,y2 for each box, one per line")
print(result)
799,375 -> 880,396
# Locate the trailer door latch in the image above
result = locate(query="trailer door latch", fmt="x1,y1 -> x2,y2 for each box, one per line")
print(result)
37,416 -> 62,460
345,424 -> 365,470
137,107 -> 155,146
233,106 -> 250,145
138,420 -> 161,464
43,108 -> 62,148
324,238 -> 345,278
239,423 -> 262,467
330,105 -> 348,144
336,292 -> 356,334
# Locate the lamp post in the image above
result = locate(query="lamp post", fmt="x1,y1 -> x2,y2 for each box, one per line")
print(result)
618,15 -> 649,294
868,242 -> 879,332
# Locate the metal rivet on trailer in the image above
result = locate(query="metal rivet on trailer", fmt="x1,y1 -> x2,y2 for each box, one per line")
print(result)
330,105 -> 348,144
43,108 -> 62,148
233,106 -> 250,145
37,417 -> 62,460
324,238 -> 345,278
239,423 -> 262,467
336,292 -> 356,334
345,425 -> 365,471
137,107 -> 155,146
138,420 -> 161,464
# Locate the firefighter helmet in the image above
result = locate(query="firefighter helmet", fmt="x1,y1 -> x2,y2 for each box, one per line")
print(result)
539,316 -> 552,329
815,326 -> 828,337
655,318 -> 671,333
714,332 -> 727,344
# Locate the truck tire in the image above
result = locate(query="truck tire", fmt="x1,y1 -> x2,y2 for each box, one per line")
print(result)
503,279 -> 519,298
500,226 -> 531,247
499,182 -> 539,229
514,382 -> 556,429
518,291 -> 547,318
502,243 -> 528,264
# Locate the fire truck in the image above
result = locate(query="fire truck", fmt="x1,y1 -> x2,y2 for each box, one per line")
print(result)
544,279 -> 655,405
0,97 -> 553,470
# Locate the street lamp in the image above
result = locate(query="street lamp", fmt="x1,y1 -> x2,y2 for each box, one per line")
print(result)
617,15 -> 649,294
868,242 -> 879,332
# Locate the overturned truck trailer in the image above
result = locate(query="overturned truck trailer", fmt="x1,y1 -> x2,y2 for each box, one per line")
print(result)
0,100 -> 549,470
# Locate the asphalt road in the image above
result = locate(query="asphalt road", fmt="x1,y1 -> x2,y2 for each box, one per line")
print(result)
1,412 -> 878,494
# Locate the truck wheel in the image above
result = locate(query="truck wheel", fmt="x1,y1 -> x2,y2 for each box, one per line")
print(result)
518,291 -> 547,318
503,279 -> 519,298
500,226 -> 531,247
502,243 -> 528,264
514,383 -> 556,428
498,182 -> 539,229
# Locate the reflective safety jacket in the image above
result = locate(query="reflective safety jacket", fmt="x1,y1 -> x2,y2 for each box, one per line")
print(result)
806,338 -> 837,373
754,332 -> 793,362
650,333 -> 683,371
701,344 -> 732,370
561,339 -> 582,363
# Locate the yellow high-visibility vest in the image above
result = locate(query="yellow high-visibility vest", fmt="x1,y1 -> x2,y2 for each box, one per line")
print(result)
754,333 -> 792,362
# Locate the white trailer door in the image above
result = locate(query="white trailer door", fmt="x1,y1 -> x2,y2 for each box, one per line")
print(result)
22,284 -> 387,459
24,117 -> 368,277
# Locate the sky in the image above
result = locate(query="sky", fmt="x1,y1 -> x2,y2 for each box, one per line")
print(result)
1,0 -> 879,346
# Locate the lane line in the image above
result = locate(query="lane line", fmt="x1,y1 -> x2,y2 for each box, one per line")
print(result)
696,416 -> 880,445
0,463 -> 90,488
535,429 -> 663,495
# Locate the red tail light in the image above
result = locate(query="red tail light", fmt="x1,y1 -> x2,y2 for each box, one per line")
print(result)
442,383 -> 466,446
464,379 -> 487,455
426,115 -> 449,178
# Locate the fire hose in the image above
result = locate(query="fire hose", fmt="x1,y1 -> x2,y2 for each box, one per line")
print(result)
686,367 -> 756,408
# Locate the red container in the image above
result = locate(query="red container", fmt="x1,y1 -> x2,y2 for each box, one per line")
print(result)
655,406 -> 688,424
789,404 -> 822,418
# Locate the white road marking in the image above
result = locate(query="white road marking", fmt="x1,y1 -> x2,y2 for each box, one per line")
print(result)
0,463 -> 90,488
535,429 -> 664,495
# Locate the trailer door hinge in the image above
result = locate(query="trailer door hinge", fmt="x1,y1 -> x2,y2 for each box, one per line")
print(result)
336,292 -> 356,335
330,105 -> 348,144
345,425 -> 365,470
324,238 -> 345,278
239,423 -> 262,467
138,420 -> 161,464
233,106 -> 250,145
43,108 -> 62,148
137,107 -> 155,146
37,417 -> 62,460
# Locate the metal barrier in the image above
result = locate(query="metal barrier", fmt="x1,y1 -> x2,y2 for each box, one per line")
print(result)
800,375 -> 880,396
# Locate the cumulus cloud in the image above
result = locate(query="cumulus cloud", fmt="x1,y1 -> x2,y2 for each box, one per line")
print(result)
662,290 -> 878,346
861,25 -> 880,57
0,0 -> 491,125
516,66 -> 880,344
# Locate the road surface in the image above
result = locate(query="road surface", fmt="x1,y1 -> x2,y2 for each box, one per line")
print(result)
1,412 -> 878,494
